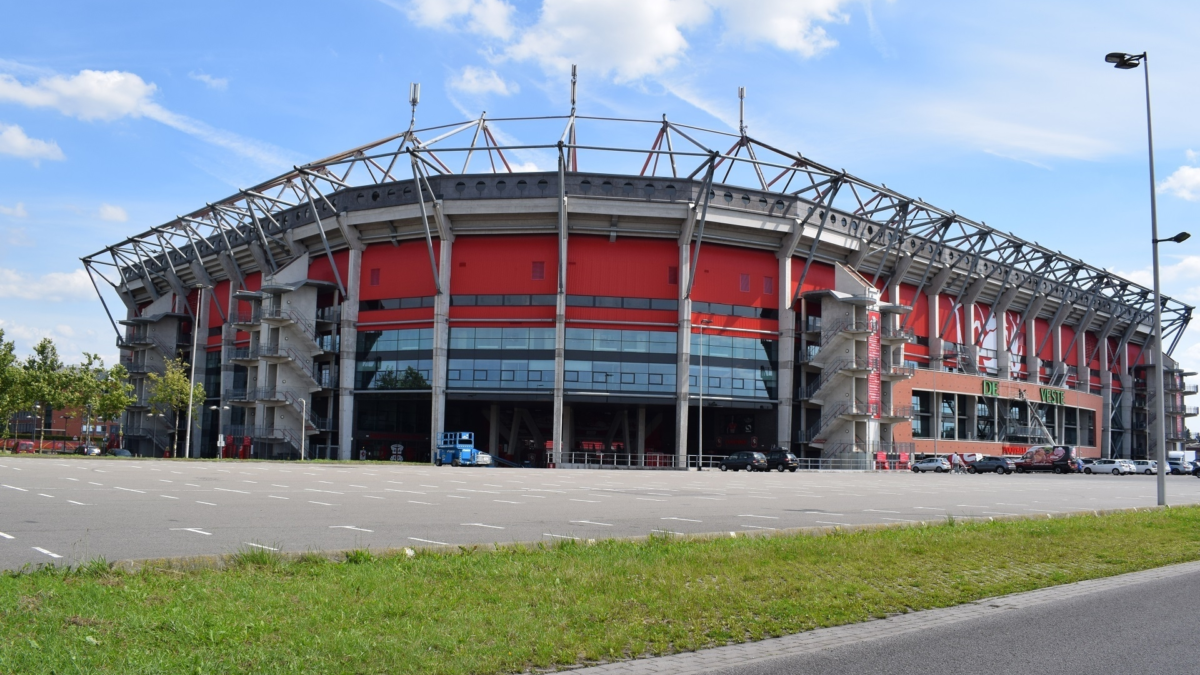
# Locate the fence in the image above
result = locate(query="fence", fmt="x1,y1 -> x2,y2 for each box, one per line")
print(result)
552,451 -> 682,469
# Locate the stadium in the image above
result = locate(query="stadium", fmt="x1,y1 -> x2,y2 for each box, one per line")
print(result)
83,89 -> 1196,468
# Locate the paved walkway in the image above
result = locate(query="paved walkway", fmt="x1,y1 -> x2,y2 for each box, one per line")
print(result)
566,560 -> 1200,674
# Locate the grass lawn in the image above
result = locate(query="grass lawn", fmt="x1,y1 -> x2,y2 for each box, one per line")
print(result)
3,507 -> 1199,674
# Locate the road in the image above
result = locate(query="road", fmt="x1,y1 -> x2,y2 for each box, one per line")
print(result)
2,456 -> 1199,569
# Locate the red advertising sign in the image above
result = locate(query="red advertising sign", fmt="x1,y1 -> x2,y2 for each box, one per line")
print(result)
868,311 -> 881,418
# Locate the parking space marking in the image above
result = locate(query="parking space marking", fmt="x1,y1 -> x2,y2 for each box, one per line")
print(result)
542,533 -> 579,541
739,514 -> 780,519
637,497 -> 666,502
363,495 -> 384,500
494,500 -> 523,504
197,501 -> 217,506
170,528 -> 212,536
114,487 -> 144,493
268,495 -> 288,500
330,525 -> 373,532
214,488 -> 249,494
462,523 -> 504,529
37,493 -> 53,498
67,500 -> 88,506
408,537 -> 450,546
882,517 -> 919,523
662,517 -> 702,522
815,521 -> 852,526
160,495 -> 179,500
570,520 -> 613,527
309,501 -> 336,506
741,524 -> 777,530
2,485 -> 27,491
570,498 -> 600,503
0,532 -> 12,540
243,543 -> 278,551
32,547 -> 61,558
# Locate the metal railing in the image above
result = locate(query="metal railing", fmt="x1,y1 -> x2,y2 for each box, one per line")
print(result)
799,402 -> 851,443
803,316 -> 822,332
879,405 -> 914,419
316,334 -> 340,353
222,425 -> 275,439
315,368 -> 339,389
316,306 -> 342,323
1164,405 -> 1199,416
554,451 -> 683,469
880,326 -> 914,341
801,357 -> 878,399
232,311 -> 260,325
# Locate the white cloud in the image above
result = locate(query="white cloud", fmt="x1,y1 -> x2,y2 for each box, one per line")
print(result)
399,0 -> 516,39
919,105 -> 1115,162
0,122 -> 64,162
708,0 -> 849,58
1161,151 -> 1200,201
189,71 -> 229,91
449,66 -> 518,95
97,203 -> 128,222
5,227 -> 33,247
1112,255 -> 1200,304
55,324 -> 75,337
0,67 -> 293,170
0,267 -> 95,301
507,0 -> 710,82
0,202 -> 28,217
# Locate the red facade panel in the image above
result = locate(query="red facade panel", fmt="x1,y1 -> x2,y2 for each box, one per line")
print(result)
1034,318 -> 1052,362
692,244 -> 777,307
309,251 -> 349,288
568,236 -> 677,298
788,258 -> 835,298
361,241 -> 440,300
566,307 -> 675,325
451,235 -> 558,295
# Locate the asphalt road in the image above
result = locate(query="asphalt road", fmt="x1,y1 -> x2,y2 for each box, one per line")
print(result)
716,567 -> 1200,675
2,456 -> 1200,569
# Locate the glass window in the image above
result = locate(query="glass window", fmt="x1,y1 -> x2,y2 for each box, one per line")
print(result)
595,296 -> 621,308
531,295 -> 556,306
477,295 -> 503,306
566,295 -> 593,307
622,297 -> 651,309
651,298 -> 678,311
912,391 -> 932,439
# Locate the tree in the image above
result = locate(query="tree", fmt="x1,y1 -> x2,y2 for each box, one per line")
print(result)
63,354 -> 135,449
0,330 -> 23,441
146,357 -> 205,457
22,338 -> 65,448
375,366 -> 428,390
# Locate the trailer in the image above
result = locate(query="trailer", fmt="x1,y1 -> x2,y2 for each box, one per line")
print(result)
435,432 -> 493,467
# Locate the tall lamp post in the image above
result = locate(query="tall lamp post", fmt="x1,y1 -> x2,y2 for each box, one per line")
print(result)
1104,51 -> 1191,506
697,318 -> 713,469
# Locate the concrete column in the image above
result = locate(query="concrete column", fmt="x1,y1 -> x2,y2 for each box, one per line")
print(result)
191,289 -> 210,460
551,187 -> 569,468
927,292 -> 942,367
337,249 -> 361,460
1100,338 -> 1112,458
995,312 -> 1009,379
776,255 -> 794,451
1052,325 -> 1064,384
219,284 -> 235,457
488,403 -> 499,454
1025,317 -> 1038,383
637,405 -> 646,467
675,239 -> 693,466
1118,347 -> 1132,459
1076,330 -> 1091,392
430,237 -> 453,461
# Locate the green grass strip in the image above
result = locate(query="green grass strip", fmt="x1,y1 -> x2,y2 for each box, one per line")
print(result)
3,507 -> 1199,674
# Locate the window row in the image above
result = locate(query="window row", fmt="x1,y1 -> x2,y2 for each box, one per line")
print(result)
689,364 -> 776,399
689,333 -> 777,363
359,297 -> 435,312
566,295 -> 678,311
691,302 -> 778,320
450,327 -> 556,351
565,328 -> 676,354
910,390 -> 1096,446
356,358 -> 433,390
357,329 -> 433,357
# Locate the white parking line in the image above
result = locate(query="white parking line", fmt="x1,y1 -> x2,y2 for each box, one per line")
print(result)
197,501 -> 217,506
741,524 -> 777,530
570,498 -> 600,503
363,495 -> 384,500
32,547 -> 61,558
160,495 -> 179,500
637,497 -> 666,502
37,493 -> 53,498
0,531 -> 12,539
662,517 -> 702,522
170,528 -> 212,536
462,523 -> 504,529
408,500 -> 434,505
214,488 -> 249,494
243,543 -> 278,551
738,514 -> 780,519
330,525 -> 374,532
882,517 -> 919,523
271,484 -> 289,488
2,484 -> 27,491
408,537 -> 450,546
542,533 -> 579,540
650,529 -> 684,535
309,501 -> 335,506
570,520 -> 613,527
494,500 -> 523,504
815,521 -> 851,526
863,509 -> 900,514
114,487 -> 144,493
88,482 -> 102,486
67,500 -> 88,506
185,483 -> 200,487
268,495 -> 288,500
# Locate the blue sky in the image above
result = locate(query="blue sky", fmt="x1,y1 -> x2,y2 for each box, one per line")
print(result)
1,1 -> 1198,410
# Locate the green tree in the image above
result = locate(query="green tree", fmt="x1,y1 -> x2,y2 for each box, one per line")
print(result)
63,354 -> 135,449
374,366 -> 428,390
22,338 -> 66,448
146,357 -> 205,457
0,330 -> 23,442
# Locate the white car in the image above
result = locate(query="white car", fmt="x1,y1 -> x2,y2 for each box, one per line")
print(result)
1085,458 -> 1133,475
1131,460 -> 1158,475
911,457 -> 950,473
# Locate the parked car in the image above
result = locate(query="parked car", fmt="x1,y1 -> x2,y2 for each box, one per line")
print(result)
1014,445 -> 1079,474
911,457 -> 950,473
1085,458 -> 1134,475
108,448 -> 132,457
1168,460 -> 1192,475
1131,460 -> 1158,475
764,450 -> 799,472
719,451 -> 768,472
968,456 -> 1015,474
75,445 -> 101,456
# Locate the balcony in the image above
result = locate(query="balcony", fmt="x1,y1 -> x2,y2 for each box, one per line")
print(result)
880,363 -> 915,380
316,334 -> 340,353
316,306 -> 342,323
315,368 -> 339,389
879,405 -> 914,420
879,441 -> 916,455
228,347 -> 255,363
231,311 -> 260,327
1165,405 -> 1200,417
880,326 -> 915,342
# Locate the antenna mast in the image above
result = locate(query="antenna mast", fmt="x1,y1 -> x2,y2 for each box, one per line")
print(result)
738,86 -> 746,137
407,82 -> 421,133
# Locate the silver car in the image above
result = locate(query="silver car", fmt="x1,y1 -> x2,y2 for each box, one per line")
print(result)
1131,460 -> 1158,475
1085,458 -> 1133,475
911,457 -> 950,473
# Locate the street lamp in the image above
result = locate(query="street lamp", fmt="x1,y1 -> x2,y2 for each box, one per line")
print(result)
697,318 -> 714,470
1104,51 -> 1191,506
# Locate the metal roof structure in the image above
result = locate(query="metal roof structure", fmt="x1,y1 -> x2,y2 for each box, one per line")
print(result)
83,92 -> 1191,358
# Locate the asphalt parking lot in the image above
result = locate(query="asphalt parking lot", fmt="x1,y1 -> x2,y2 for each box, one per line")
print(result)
2,456 -> 1199,570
